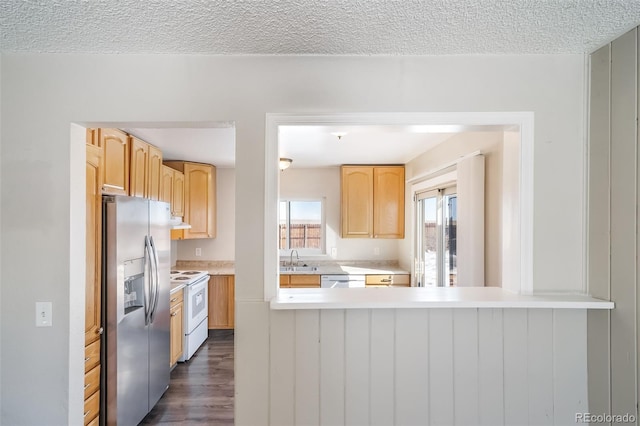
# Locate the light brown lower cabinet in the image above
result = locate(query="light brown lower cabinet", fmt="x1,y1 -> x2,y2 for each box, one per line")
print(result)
170,289 -> 184,366
365,274 -> 410,287
84,390 -> 100,426
208,275 -> 235,329
280,274 -> 321,288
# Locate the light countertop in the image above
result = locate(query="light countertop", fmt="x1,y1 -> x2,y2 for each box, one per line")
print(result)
279,261 -> 410,275
271,287 -> 615,310
170,282 -> 186,294
174,260 -> 235,276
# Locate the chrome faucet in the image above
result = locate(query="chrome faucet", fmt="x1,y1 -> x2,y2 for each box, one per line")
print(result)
290,249 -> 299,266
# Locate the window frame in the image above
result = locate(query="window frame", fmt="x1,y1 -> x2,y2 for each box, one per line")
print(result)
278,198 -> 326,256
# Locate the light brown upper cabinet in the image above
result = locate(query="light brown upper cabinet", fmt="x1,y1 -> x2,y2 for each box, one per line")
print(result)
160,165 -> 185,217
341,165 -> 405,239
129,136 -> 149,198
148,145 -> 163,201
172,169 -> 185,217
164,161 -> 216,239
99,129 -> 130,196
130,136 -> 163,200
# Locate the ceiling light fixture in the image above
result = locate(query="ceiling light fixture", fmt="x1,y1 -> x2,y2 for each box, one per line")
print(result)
279,158 -> 293,171
330,131 -> 348,140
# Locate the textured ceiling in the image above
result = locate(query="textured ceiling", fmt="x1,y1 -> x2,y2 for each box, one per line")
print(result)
1,0 -> 639,55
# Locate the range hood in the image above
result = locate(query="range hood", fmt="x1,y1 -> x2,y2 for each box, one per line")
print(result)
169,216 -> 192,230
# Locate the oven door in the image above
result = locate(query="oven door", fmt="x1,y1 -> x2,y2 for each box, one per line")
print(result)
185,277 -> 208,333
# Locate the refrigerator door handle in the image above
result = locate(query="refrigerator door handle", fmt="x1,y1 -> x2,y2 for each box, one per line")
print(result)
144,235 -> 153,325
149,236 -> 160,323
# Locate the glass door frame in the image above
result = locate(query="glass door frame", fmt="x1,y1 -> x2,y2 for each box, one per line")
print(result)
414,185 -> 457,287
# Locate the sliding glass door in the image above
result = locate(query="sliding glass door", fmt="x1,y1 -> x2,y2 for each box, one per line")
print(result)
415,187 -> 457,287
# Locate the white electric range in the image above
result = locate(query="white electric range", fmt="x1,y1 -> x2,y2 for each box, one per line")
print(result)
170,270 -> 209,361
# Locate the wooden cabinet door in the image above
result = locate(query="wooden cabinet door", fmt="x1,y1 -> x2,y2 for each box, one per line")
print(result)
208,276 -> 234,329
148,145 -> 163,201
85,144 -> 102,346
373,166 -> 405,238
341,166 -> 374,238
86,128 -> 98,146
184,163 -> 215,239
129,136 -> 149,198
160,165 -> 174,205
170,301 -> 184,366
99,129 -> 129,195
289,274 -> 321,287
172,170 -> 185,217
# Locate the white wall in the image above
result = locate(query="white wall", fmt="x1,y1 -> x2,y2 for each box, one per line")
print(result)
0,54 -> 587,424
401,131 -> 504,286
279,167 -> 400,261
177,167 -> 236,261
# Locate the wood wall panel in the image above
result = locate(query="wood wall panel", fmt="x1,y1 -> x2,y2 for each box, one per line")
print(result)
587,42 -> 613,420
295,310 -> 320,426
478,309 -> 504,426
344,310 -> 370,426
527,309 -> 554,425
369,310 -> 395,426
261,305 -> 589,426
429,309 -> 454,426
588,43 -> 612,300
395,310 -> 429,426
453,309 -> 480,426
610,28 -> 638,419
319,310 -> 345,426
503,309 -> 529,425
587,25 -> 640,420
553,310 -> 589,423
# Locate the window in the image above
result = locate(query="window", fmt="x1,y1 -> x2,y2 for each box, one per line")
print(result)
279,200 -> 325,254
415,186 -> 457,287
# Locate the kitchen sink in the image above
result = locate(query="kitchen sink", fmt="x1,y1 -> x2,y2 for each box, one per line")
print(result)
280,265 -> 319,272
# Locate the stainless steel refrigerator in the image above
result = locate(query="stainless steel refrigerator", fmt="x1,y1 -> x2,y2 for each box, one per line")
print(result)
102,195 -> 171,425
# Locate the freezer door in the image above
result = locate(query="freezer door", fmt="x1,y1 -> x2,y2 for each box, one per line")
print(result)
148,200 -> 171,408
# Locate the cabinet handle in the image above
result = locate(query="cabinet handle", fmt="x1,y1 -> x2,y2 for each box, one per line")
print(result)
97,327 -> 104,335
170,297 -> 178,302
84,357 -> 91,362
171,312 -> 178,317
381,278 -> 392,283
84,383 -> 90,390
84,410 -> 91,418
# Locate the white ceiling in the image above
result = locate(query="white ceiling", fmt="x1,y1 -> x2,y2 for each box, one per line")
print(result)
1,0 -> 639,55
124,126 -> 236,168
279,125 -> 453,168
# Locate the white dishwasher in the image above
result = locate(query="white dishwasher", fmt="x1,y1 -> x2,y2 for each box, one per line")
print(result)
321,275 -> 365,288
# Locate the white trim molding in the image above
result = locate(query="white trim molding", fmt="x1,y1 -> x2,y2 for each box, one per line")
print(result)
264,112 -> 535,301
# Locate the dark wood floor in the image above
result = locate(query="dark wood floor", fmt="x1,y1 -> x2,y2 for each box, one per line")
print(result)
140,330 -> 234,425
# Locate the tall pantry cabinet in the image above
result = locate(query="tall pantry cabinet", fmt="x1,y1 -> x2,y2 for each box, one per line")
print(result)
85,143 -> 102,426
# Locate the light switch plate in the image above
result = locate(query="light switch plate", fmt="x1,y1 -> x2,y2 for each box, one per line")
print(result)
36,302 -> 52,327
